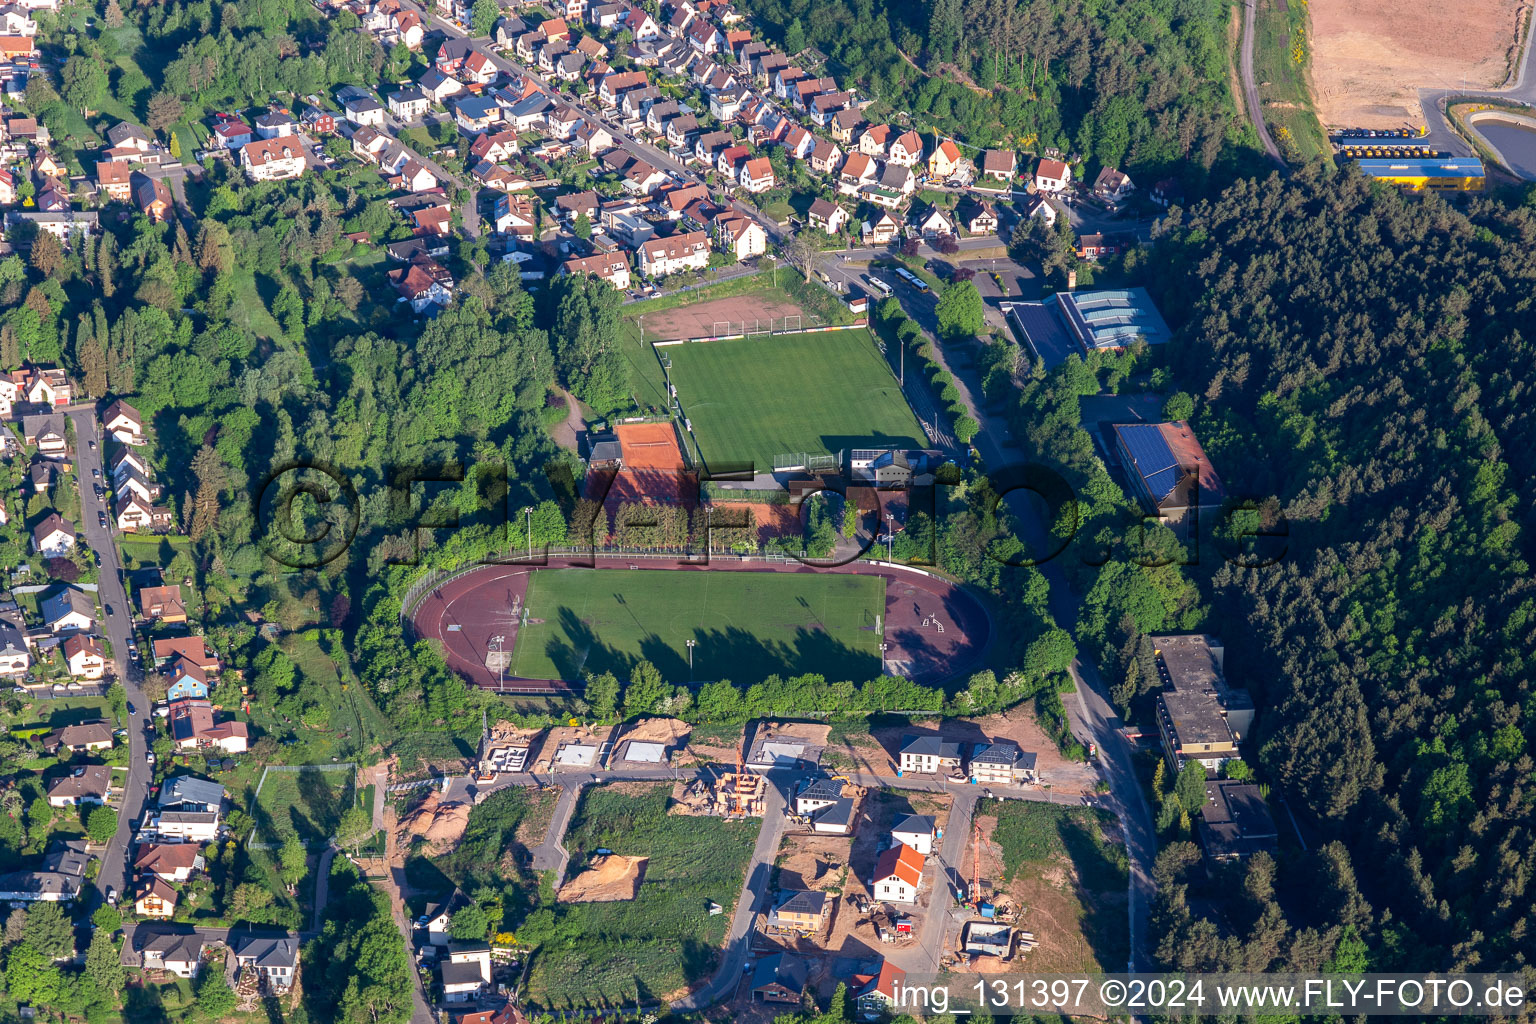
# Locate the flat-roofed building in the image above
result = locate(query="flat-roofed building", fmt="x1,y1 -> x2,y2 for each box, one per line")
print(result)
1152,634 -> 1254,772
1198,780 -> 1279,862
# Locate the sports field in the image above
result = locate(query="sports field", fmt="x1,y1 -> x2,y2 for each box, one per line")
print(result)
666,328 -> 926,472
509,568 -> 885,685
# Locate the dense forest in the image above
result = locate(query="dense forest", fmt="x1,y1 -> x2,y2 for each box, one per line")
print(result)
739,0 -> 1259,181
1136,169 -> 1536,972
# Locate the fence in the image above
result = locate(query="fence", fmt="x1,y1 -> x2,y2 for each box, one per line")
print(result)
249,762 -> 359,850
651,318 -> 866,348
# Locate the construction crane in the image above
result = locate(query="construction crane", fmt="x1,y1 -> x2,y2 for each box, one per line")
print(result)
969,820 -> 983,907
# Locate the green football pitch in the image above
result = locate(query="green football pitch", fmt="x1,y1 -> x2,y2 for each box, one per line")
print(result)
665,329 -> 927,472
508,568 -> 886,686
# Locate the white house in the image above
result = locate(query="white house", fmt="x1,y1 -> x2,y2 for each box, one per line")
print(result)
890,814 -> 936,856
872,844 -> 924,904
897,735 -> 961,775
31,513 -> 74,558
637,230 -> 711,276
242,138 -> 308,181
46,765 -> 111,808
387,86 -> 430,121
1034,157 -> 1071,193
102,398 -> 145,445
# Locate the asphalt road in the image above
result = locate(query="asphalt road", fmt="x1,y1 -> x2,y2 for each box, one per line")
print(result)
1240,0 -> 1285,167
66,408 -> 151,910
888,291 -> 1158,970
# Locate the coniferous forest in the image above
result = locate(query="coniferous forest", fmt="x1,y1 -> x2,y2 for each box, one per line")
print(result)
1139,168 -> 1536,972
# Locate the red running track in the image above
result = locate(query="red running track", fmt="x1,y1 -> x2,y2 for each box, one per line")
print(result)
408,556 -> 993,694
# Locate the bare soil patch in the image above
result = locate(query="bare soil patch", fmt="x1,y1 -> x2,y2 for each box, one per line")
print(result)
558,853 -> 649,902
530,723 -> 615,773
642,292 -> 807,341
395,790 -> 472,854
1310,0 -> 1525,126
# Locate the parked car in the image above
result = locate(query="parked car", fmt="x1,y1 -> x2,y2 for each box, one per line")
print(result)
145,751 -> 154,764
106,886 -> 116,905
89,440 -> 96,450
127,702 -> 135,715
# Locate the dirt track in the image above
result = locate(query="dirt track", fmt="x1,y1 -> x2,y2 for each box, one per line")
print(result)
640,293 -> 808,341
410,557 -> 993,693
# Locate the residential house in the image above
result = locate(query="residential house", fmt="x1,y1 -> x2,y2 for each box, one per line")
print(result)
1093,166 -> 1134,205
389,259 -> 455,313
21,369 -> 71,408
342,94 -> 385,126
134,878 -> 178,918
809,91 -> 851,127
1198,781 -> 1279,862
241,138 -> 308,181
716,144 -> 750,181
738,155 -> 774,193
350,125 -> 390,164
94,161 -> 132,202
301,107 -> 337,135
214,120 -> 254,149
138,584 -> 187,623
829,107 -> 863,144
160,775 -> 226,811
685,16 -> 723,52
138,930 -> 206,978
31,513 -> 74,558
888,130 -> 923,167
418,69 -> 464,104
164,657 -> 211,701
454,95 -> 503,133
898,735 -> 961,775
637,229 -> 710,276
102,398 -> 145,445
861,210 -> 901,245
961,199 -> 997,236
387,86 -> 430,121
1021,192 -> 1057,227
809,138 -> 842,175
153,637 -> 221,676
915,205 -> 955,238
837,152 -> 876,197
622,160 -> 668,194
767,890 -> 828,933
708,86 -> 746,121
1151,178 -> 1183,207
468,129 -> 520,164
231,934 -> 301,993
423,891 -> 467,946
980,148 -> 1016,182
928,137 -> 962,178
116,496 -> 173,533
645,98 -> 682,133
854,961 -> 907,1020
555,189 -> 600,222
598,70 -> 648,107
394,159 -> 438,193
23,412 -> 66,451
621,85 -> 662,120
807,197 -> 847,235
1075,232 -> 1127,260
969,741 -> 1039,785
62,634 -> 105,679
872,843 -> 924,903
857,123 -> 892,157
1034,157 -> 1071,193
42,720 -> 113,755
0,7 -> 36,35
713,213 -> 765,261
554,50 -> 585,80
793,777 -> 843,817
561,252 -> 632,291
441,942 -> 491,1003
46,765 -> 111,808
253,111 -> 297,139
625,4 -> 661,40
0,616 -> 26,676
131,173 -> 173,222
168,698 -> 250,753
779,124 -> 814,161
890,814 -> 937,856
750,953 -> 809,1004
810,796 -> 854,834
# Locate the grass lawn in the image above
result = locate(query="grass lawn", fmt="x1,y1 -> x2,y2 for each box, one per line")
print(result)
510,568 -> 885,686
118,534 -> 192,572
982,799 -> 1129,973
524,784 -> 758,1010
667,327 -> 924,471
228,268 -> 285,343
252,765 -> 356,846
1251,0 -> 1331,164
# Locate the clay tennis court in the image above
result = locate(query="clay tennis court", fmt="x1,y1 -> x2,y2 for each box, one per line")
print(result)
635,290 -> 809,341
409,557 -> 992,694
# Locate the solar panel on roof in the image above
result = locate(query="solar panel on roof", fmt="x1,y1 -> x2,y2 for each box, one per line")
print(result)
1118,425 -> 1181,503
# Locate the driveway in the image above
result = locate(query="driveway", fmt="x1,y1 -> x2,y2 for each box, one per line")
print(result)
1240,0 -> 1285,166
66,407 -> 151,912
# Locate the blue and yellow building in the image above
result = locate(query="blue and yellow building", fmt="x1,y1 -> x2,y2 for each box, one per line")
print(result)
1354,156 -> 1486,191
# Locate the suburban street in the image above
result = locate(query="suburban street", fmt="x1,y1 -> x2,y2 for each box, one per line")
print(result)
65,407 -> 152,912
